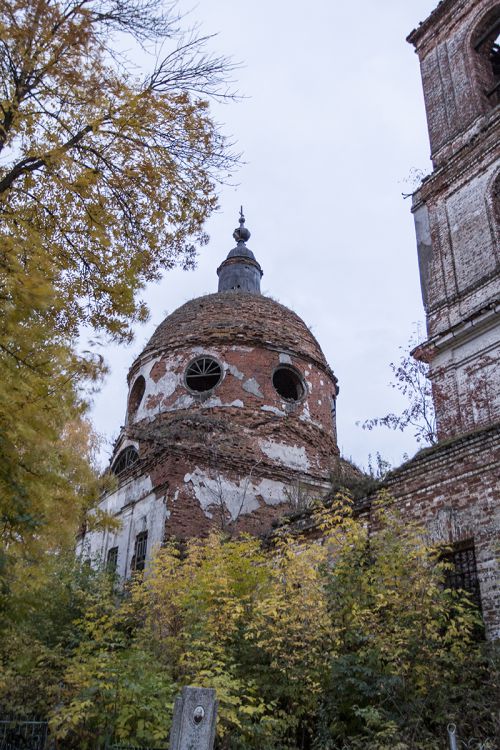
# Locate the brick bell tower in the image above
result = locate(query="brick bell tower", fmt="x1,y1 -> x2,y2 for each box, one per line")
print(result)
408,0 -> 500,440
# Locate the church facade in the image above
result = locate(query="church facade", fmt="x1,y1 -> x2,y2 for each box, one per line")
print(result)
78,0 -> 500,637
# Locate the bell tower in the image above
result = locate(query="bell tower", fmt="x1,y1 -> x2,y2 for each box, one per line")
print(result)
408,0 -> 500,439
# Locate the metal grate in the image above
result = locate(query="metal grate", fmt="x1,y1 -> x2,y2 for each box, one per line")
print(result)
107,546 -> 118,572
131,531 -> 148,572
444,541 -> 482,609
0,720 -> 48,750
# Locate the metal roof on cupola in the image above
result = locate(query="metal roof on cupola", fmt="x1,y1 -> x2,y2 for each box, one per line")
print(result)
216,207 -> 263,294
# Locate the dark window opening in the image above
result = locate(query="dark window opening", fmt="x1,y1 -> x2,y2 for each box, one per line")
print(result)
492,36 -> 500,76
330,395 -> 337,429
131,531 -> 148,572
106,546 -> 118,572
185,356 -> 222,392
128,375 -> 145,418
272,366 -> 305,402
112,445 -> 139,475
494,172 -> 500,230
442,540 -> 482,610
473,11 -> 500,104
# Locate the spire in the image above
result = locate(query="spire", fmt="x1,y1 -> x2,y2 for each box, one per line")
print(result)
217,207 -> 263,294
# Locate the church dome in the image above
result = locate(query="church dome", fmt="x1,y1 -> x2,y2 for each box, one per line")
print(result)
103,209 -> 340,543
138,292 -> 332,377
80,209 -> 341,570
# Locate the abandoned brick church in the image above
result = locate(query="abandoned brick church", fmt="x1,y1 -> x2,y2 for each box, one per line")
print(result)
78,0 -> 500,639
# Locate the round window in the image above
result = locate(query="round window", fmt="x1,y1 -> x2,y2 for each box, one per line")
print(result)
272,365 -> 305,402
185,356 -> 222,393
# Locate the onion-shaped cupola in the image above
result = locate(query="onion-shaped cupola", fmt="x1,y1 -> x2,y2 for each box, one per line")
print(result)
217,207 -> 263,293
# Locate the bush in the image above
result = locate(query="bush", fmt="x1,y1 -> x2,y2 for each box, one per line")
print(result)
1,495 -> 498,749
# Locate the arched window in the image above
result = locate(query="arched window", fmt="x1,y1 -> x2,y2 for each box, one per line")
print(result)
112,446 -> 139,475
131,530 -> 148,572
128,375 -> 145,419
472,7 -> 500,106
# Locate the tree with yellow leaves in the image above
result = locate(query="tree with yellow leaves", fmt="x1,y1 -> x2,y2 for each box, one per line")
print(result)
21,497 -> 493,750
0,0 -> 234,603
0,0 -> 234,338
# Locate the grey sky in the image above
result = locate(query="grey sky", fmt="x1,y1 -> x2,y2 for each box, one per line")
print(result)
89,0 -> 439,471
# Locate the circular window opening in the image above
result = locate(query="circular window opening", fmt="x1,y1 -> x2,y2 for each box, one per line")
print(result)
272,366 -> 305,402
129,375 -> 145,418
185,356 -> 222,393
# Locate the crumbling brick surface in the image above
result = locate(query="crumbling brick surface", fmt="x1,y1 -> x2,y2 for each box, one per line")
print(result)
133,292 -> 336,381
278,424 -> 500,640
101,291 -> 340,543
409,0 -> 500,440
408,0 -> 499,165
382,423 -> 500,639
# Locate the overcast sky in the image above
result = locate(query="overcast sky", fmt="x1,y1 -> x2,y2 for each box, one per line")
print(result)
88,0 -> 440,471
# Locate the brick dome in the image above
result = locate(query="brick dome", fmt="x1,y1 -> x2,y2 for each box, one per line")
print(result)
136,292 -> 332,377
79,212 -> 341,573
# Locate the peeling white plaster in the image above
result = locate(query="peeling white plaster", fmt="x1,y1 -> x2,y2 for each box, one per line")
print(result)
305,369 -> 310,376
299,403 -> 322,430
228,364 -> 245,380
199,397 -> 245,409
243,377 -> 263,398
189,346 -> 217,356
160,372 -> 179,398
300,400 -> 312,423
318,400 -> 322,406
261,405 -> 286,416
104,474 -> 154,515
144,355 -> 162,377
78,473 -> 167,580
259,439 -> 311,471
132,354 -> 184,422
320,379 -> 324,386
256,478 -> 290,506
202,396 -> 223,408
279,353 -> 292,364
171,394 -> 195,410
184,466 -> 288,520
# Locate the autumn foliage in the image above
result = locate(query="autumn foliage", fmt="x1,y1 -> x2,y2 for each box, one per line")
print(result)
1,497 -> 497,750
0,0 -> 233,598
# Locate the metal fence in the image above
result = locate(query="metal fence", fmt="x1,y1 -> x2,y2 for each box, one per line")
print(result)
0,720 -> 48,750
447,724 -> 495,750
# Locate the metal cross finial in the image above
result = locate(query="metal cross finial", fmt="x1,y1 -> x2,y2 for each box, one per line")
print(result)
232,205 -> 250,244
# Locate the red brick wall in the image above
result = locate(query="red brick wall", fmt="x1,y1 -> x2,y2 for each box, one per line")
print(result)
383,424 -> 500,639
409,0 -> 500,440
111,291 -> 340,541
408,0 -> 500,165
